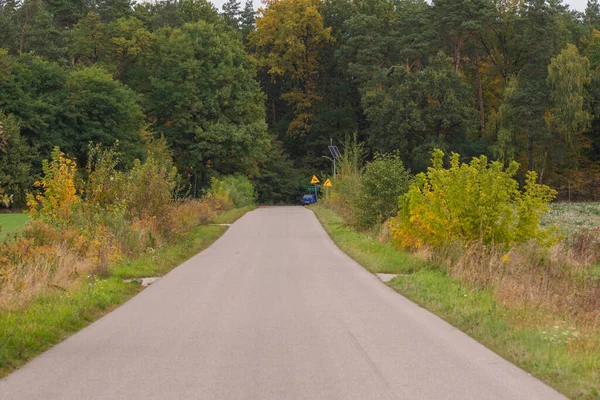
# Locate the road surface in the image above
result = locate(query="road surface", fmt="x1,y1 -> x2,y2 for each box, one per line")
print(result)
0,207 -> 565,399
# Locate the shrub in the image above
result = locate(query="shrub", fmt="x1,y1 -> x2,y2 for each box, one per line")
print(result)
391,149 -> 557,249
351,152 -> 410,229
85,143 -> 127,211
329,133 -> 366,220
123,150 -> 178,219
26,147 -> 80,224
210,175 -> 256,208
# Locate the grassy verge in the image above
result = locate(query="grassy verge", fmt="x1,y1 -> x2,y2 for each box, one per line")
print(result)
312,204 -> 600,400
0,213 -> 28,240
0,206 -> 254,378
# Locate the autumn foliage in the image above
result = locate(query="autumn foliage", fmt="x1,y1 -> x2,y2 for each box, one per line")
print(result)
390,149 -> 557,249
0,145 -> 247,309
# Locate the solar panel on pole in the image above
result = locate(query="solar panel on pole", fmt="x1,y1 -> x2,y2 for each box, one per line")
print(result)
328,146 -> 341,159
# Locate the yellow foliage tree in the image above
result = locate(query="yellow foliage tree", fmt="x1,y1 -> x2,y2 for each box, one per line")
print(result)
27,147 -> 80,223
390,149 -> 557,249
250,0 -> 333,136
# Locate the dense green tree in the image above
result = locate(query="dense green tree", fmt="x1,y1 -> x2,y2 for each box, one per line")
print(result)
362,53 -> 478,171
135,21 -> 269,194
64,66 -> 144,165
68,12 -> 106,65
0,111 -> 36,207
493,0 -> 569,176
254,138 -> 305,204
432,0 -> 492,72
0,53 -> 69,156
586,0 -> 600,29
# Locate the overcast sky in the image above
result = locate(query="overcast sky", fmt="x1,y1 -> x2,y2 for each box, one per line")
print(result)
209,0 -> 590,13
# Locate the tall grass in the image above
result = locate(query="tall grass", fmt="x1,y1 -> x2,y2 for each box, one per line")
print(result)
0,143 -> 254,310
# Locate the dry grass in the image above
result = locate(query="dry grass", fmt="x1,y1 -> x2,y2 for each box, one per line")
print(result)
0,196 -> 232,310
389,203 -> 600,327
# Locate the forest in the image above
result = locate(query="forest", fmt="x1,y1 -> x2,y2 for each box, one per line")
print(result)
2,0 -> 600,205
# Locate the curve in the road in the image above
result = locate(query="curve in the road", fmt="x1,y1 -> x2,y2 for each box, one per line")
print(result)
0,207 -> 566,399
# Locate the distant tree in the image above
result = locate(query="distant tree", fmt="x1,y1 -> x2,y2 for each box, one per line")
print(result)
585,0 -> 600,29
362,53 -> 478,171
493,0 -> 569,176
0,53 -> 69,159
431,0 -> 492,72
0,111 -> 36,207
542,44 -> 592,181
136,21 -> 270,195
222,0 -> 241,28
103,16 -> 153,79
64,66 -> 144,166
69,12 -> 106,65
95,0 -> 132,22
240,0 -> 254,36
250,0 -> 333,136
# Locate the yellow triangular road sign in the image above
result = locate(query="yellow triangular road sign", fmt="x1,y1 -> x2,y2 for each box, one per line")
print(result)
323,178 -> 332,187
310,175 -> 320,184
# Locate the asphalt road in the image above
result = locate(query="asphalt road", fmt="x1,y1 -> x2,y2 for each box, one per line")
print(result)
0,207 -> 566,400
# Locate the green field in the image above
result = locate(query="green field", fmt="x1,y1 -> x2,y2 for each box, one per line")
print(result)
0,214 -> 28,239
542,202 -> 600,235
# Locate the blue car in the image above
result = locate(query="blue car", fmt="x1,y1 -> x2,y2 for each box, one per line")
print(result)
301,194 -> 317,205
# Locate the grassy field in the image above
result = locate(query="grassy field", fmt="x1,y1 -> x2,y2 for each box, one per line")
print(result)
542,202 -> 600,235
0,213 -> 28,240
0,206 -> 254,378
312,204 -> 600,400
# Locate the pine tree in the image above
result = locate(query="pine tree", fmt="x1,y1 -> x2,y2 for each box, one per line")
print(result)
222,0 -> 241,28
240,0 -> 254,35
585,0 -> 600,29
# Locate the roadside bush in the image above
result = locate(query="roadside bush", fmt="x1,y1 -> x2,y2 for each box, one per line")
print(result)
0,141 -> 236,309
210,175 -> 256,208
351,152 -> 410,229
123,150 -> 178,220
85,143 -> 127,211
26,147 -> 80,224
329,133 -> 366,221
391,149 -> 557,249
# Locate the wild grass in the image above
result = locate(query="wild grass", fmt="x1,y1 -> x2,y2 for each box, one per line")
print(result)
313,204 -> 600,400
0,206 -> 253,378
542,202 -> 600,235
0,213 -> 28,239
0,197 -> 234,309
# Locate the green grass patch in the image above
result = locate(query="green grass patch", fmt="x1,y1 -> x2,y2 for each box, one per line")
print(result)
312,204 -> 600,400
0,206 -> 253,378
0,213 -> 28,240
542,202 -> 600,235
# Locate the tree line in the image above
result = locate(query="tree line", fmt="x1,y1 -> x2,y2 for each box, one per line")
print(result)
0,0 -> 303,207
2,0 -> 600,206
249,0 -> 600,200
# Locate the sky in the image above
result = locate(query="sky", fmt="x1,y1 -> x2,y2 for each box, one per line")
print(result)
209,0 -> 590,13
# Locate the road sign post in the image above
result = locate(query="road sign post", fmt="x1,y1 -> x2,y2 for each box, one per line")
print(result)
310,175 -> 320,200
323,178 -> 332,204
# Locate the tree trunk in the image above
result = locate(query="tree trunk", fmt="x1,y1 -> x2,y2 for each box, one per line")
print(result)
19,3 -> 30,56
528,130 -> 534,172
474,50 -> 485,135
538,145 -> 550,184
454,38 -> 463,73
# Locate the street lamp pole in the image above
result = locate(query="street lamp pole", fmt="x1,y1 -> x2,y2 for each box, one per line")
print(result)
322,156 -> 336,178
